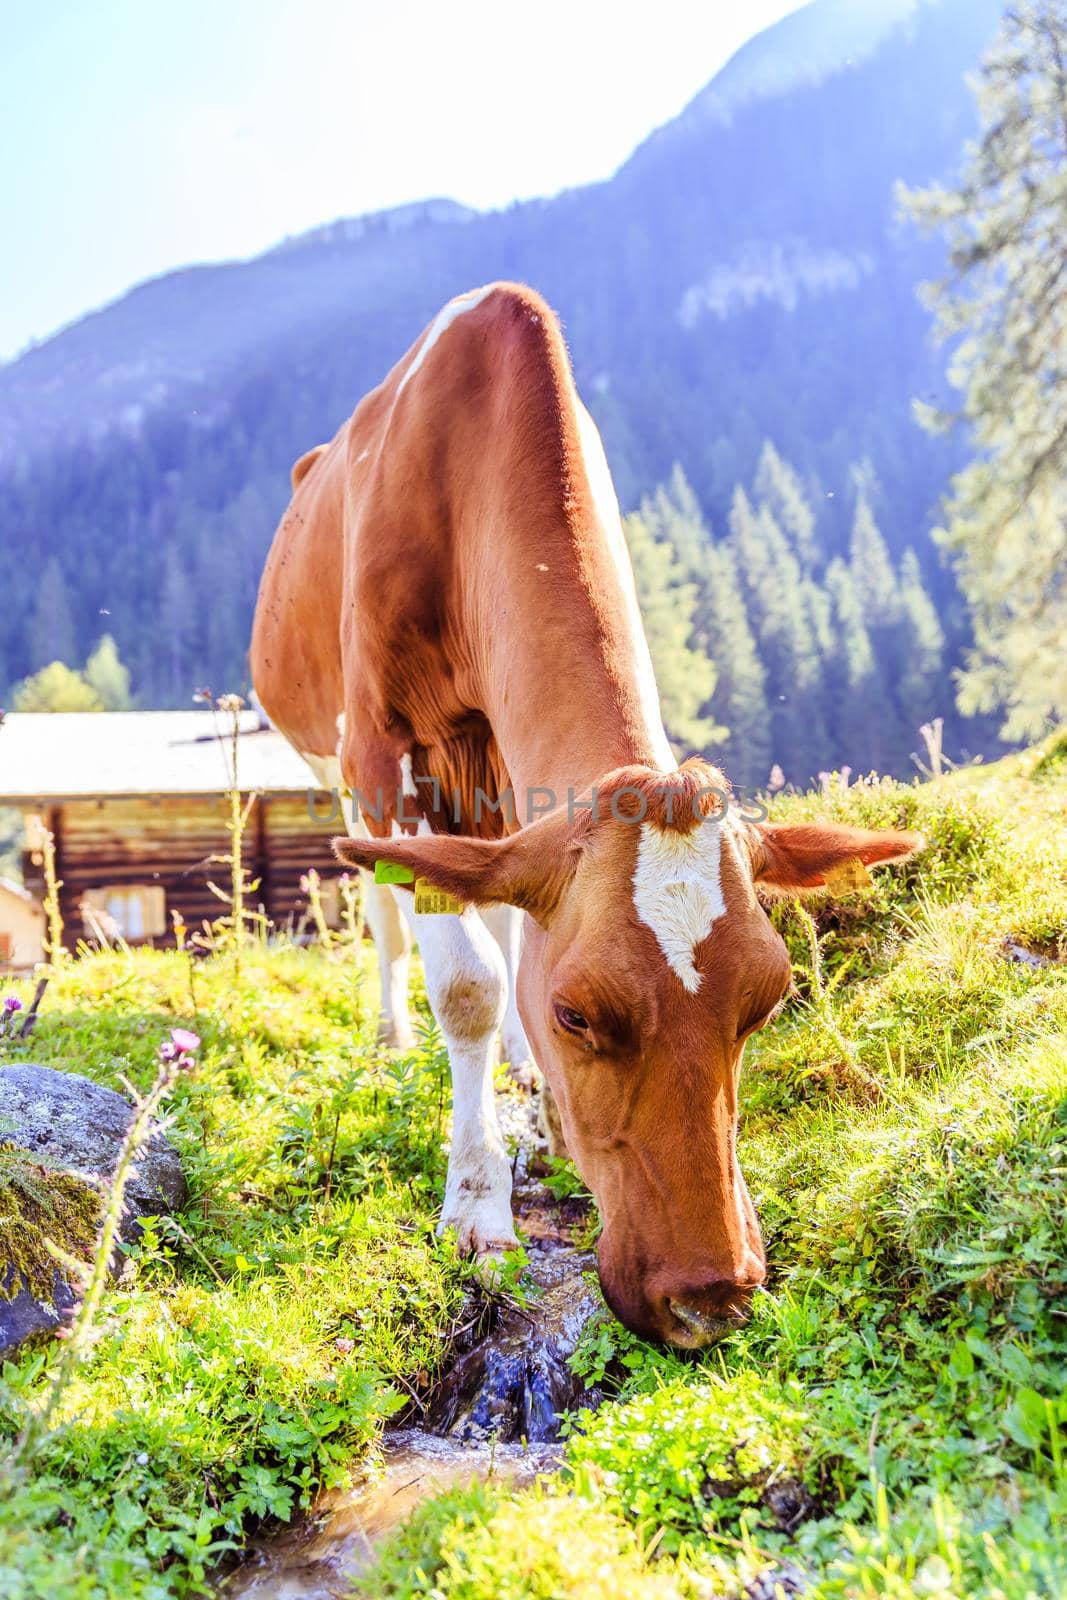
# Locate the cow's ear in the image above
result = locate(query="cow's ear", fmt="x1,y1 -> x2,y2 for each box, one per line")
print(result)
333,820 -> 573,925
749,822 -> 924,893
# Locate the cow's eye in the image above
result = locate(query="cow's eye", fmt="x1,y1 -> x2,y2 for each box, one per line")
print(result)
554,1001 -> 589,1035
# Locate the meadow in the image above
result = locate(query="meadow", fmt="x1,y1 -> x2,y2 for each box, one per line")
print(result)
1,734 -> 1064,1598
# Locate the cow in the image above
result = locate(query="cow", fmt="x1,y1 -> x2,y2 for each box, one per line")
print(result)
250,283 -> 920,1348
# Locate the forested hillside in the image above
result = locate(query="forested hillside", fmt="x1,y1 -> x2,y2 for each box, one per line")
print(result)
0,0 -> 1007,782
627,452 -> 950,787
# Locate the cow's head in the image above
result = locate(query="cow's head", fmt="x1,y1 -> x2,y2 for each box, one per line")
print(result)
335,760 -> 921,1348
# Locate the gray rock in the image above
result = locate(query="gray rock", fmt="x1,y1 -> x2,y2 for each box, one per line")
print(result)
0,1062 -> 187,1356
0,1273 -> 77,1352
0,1062 -> 186,1217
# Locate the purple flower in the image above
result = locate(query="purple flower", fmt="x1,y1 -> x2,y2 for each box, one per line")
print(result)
3,996 -> 23,1014
158,1026 -> 200,1071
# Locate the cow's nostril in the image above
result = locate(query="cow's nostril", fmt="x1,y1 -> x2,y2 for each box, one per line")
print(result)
667,1296 -> 751,1348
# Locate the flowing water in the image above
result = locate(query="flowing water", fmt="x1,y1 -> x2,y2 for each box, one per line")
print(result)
220,1143 -> 607,1598
220,1430 -> 563,1599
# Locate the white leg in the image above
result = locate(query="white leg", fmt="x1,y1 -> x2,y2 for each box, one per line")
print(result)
362,875 -> 415,1049
392,887 -> 518,1257
331,788 -> 416,1051
480,902 -> 537,1084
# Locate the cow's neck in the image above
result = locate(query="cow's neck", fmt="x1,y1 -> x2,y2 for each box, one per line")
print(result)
475,401 -> 676,806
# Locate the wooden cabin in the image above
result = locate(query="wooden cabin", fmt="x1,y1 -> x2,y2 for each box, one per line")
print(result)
0,712 -> 344,951
0,878 -> 46,971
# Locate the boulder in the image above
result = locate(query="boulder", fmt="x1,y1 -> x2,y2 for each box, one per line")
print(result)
0,1063 -> 187,1356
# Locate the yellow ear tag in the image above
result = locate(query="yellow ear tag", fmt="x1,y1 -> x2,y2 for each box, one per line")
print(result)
824,858 -> 872,896
414,878 -> 465,915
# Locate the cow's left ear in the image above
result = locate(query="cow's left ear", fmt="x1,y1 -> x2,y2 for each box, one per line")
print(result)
747,822 -> 924,893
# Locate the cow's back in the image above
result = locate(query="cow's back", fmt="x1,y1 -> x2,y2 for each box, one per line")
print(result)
252,286 -> 534,787
250,429 -> 350,758
252,281 -> 649,824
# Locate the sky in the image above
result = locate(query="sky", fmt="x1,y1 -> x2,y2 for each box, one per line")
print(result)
2,0 -> 807,362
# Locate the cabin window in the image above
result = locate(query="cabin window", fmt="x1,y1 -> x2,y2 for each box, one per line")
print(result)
82,886 -> 167,941
0,932 -> 12,962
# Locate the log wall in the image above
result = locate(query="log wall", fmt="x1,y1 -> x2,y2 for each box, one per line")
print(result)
21,792 -> 342,946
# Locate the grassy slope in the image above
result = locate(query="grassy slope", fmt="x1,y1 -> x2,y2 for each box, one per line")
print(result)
0,735 -> 1065,1597
369,736 -> 1067,1599
0,945 -> 471,1597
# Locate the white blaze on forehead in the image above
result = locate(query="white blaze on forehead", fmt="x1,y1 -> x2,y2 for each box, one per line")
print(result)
396,285 -> 496,394
632,821 -> 726,993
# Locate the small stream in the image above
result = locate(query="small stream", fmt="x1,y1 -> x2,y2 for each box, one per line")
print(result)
220,1429 -> 563,1599
220,1142 -> 607,1598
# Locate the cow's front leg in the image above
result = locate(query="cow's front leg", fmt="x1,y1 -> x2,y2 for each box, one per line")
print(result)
392,891 -> 518,1258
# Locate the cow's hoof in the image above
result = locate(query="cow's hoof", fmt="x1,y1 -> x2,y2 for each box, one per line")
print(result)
438,1210 -> 519,1268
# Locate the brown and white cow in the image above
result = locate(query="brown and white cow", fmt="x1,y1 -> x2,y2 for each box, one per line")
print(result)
251,283 -> 920,1348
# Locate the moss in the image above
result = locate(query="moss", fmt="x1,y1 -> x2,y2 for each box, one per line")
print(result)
0,1143 -> 101,1305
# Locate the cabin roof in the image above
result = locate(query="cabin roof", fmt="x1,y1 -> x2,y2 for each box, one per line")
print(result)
0,712 -> 318,803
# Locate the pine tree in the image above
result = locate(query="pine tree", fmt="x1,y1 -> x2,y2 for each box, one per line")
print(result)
824,558 -> 879,764
702,543 -> 772,788
804,576 -> 835,662
27,559 -> 76,672
161,547 -> 194,704
754,441 -> 819,571
729,487 -> 771,595
85,634 -> 133,710
633,467 -> 771,781
895,548 -> 946,735
730,492 -> 827,782
639,466 -> 715,628
903,1 -> 1067,738
849,486 -> 900,624
659,463 -> 707,554
623,509 -> 720,754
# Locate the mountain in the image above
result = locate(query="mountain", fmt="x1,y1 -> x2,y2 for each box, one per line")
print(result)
0,0 -> 1006,765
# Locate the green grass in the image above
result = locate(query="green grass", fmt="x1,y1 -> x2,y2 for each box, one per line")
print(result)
0,944 -> 470,1596
1,735 -> 1065,1597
